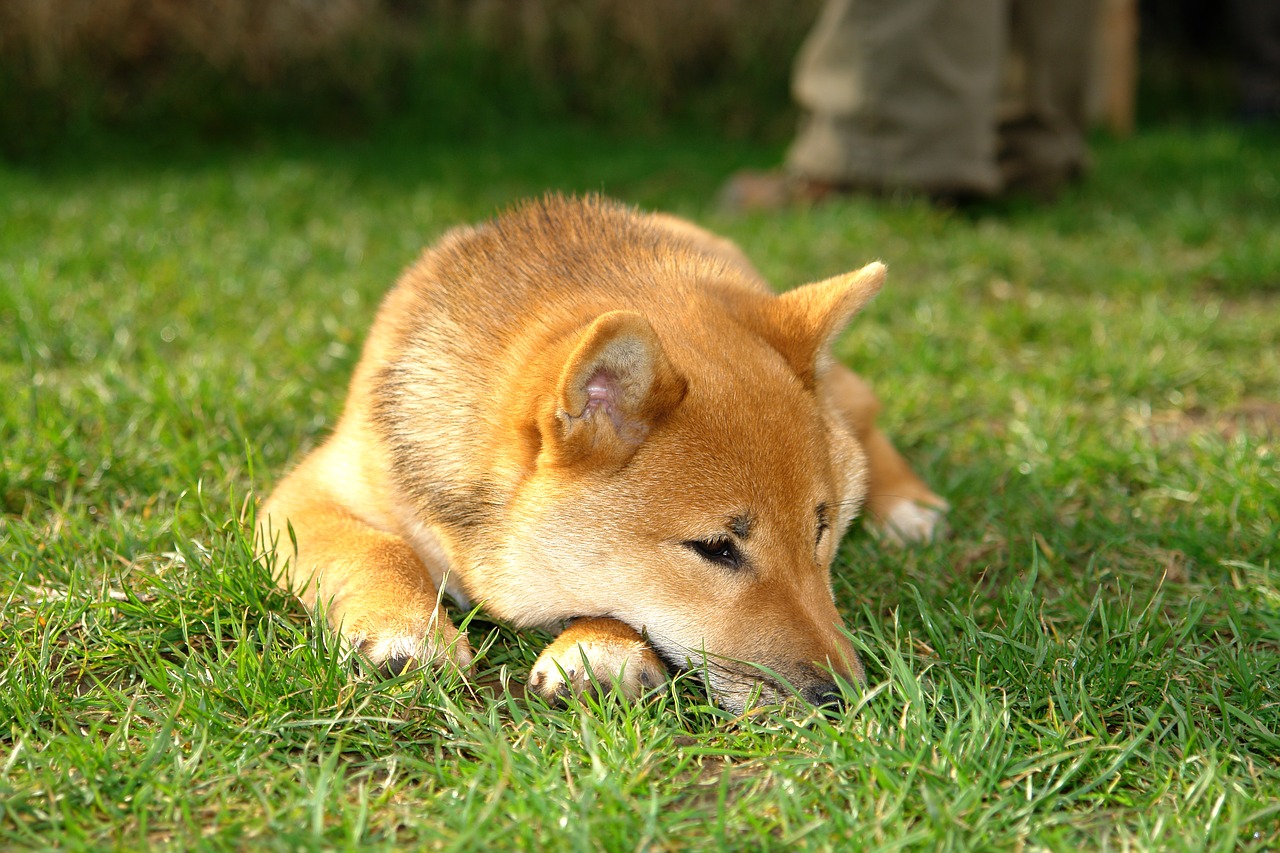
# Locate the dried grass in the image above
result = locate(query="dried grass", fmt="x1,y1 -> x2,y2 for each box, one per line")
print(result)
1,0 -> 815,132
3,0 -> 380,84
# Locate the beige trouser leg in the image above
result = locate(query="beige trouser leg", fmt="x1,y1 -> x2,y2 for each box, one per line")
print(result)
786,0 -> 1005,195
998,0 -> 1100,191
787,0 -> 1099,197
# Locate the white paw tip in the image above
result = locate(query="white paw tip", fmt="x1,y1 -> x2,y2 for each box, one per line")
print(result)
359,629 -> 473,673
530,640 -> 667,702
876,500 -> 948,546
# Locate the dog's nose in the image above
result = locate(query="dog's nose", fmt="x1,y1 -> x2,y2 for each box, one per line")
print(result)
801,680 -> 844,709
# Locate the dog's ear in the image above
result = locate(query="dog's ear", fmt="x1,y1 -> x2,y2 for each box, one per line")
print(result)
769,261 -> 885,389
547,311 -> 687,468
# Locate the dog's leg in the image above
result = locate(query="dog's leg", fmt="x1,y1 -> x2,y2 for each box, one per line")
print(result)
259,455 -> 472,675
824,365 -> 949,545
528,618 -> 668,702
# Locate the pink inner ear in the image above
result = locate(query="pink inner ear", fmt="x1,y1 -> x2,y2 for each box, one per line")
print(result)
584,369 -> 619,416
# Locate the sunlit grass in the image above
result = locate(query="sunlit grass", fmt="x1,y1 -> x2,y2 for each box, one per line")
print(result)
2,121 -> 1278,849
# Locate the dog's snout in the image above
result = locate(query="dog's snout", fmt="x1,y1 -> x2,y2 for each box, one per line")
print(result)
801,680 -> 844,709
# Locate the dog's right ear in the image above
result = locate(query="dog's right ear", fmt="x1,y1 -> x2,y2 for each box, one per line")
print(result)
768,261 -> 885,389
545,311 -> 687,468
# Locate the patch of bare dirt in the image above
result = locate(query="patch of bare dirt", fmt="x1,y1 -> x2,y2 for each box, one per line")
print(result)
1147,399 -> 1280,443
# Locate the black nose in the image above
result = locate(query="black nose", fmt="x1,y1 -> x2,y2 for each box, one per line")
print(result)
801,680 -> 845,709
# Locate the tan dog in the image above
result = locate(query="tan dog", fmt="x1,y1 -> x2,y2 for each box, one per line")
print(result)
258,195 -> 945,713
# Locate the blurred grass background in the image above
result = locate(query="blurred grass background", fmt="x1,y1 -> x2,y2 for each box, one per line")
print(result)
0,0 -> 1259,162
0,0 -> 821,160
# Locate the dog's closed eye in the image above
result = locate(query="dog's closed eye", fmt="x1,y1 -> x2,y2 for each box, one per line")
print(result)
684,538 -> 744,570
816,502 -> 831,545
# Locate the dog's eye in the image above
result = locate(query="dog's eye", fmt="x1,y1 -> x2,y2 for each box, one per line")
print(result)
684,538 -> 743,570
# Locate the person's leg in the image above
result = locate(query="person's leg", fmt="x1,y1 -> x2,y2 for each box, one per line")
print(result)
997,0 -> 1101,197
786,0 -> 1005,198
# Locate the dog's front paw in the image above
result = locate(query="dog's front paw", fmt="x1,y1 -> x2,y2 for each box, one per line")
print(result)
528,617 -> 668,703
341,597 -> 473,676
871,498 -> 949,547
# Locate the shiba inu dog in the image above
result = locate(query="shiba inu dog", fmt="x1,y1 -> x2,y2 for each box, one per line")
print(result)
258,195 -> 946,713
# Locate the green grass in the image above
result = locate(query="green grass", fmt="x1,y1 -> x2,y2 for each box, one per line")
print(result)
2,121 -> 1278,849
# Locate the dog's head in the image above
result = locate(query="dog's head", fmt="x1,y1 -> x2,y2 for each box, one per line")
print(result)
496,262 -> 885,712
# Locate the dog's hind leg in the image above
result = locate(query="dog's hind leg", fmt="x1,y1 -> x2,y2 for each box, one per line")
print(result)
823,364 -> 949,545
258,451 -> 472,675
527,618 -> 668,703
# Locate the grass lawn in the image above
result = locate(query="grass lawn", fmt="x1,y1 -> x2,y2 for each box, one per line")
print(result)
2,120 -> 1278,849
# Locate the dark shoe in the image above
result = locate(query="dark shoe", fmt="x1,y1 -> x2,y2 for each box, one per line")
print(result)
716,170 -> 845,213
997,118 -> 1088,202
717,169 -> 990,212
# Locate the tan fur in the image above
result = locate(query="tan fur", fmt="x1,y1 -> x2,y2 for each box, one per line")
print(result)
258,196 -> 946,712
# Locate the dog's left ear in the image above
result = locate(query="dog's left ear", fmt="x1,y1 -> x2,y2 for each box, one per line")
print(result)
769,261 -> 885,389
547,310 -> 687,468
